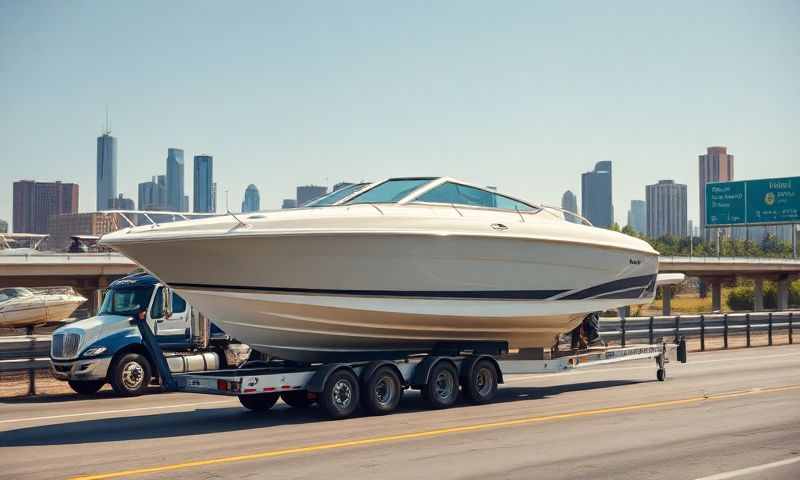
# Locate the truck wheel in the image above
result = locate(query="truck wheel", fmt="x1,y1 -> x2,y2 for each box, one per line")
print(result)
422,361 -> 459,409
463,359 -> 498,404
361,366 -> 402,415
320,369 -> 360,419
239,392 -> 279,411
68,380 -> 105,395
110,353 -> 152,396
281,390 -> 315,408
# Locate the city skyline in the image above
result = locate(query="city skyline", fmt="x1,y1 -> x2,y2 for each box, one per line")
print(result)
1,2 -> 798,226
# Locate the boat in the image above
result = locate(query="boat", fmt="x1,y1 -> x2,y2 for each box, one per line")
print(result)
99,177 -> 661,362
0,287 -> 87,328
0,234 -> 48,256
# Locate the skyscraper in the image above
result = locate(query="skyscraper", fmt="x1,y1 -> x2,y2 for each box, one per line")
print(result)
138,175 -> 168,210
646,180 -> 688,238
13,180 -> 79,234
109,194 -> 135,210
699,146 -> 734,240
297,185 -> 328,206
166,148 -> 185,212
581,161 -> 613,228
282,199 -> 297,209
96,131 -> 117,211
193,155 -> 214,213
0,219 -> 8,233
560,190 -> 578,223
242,184 -> 260,212
627,200 -> 647,235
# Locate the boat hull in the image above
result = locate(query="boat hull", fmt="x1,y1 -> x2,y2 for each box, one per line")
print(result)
108,232 -> 658,362
0,296 -> 85,328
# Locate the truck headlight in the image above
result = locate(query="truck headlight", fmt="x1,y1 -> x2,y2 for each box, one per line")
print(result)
82,347 -> 107,357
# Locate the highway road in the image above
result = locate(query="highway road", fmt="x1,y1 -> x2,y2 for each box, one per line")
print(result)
1,344 -> 799,480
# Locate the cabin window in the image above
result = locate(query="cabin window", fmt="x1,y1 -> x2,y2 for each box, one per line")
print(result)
416,182 -> 535,211
346,179 -> 432,204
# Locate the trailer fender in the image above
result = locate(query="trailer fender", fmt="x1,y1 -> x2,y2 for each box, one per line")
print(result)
307,363 -> 353,393
360,361 -> 407,388
460,355 -> 504,385
411,356 -> 457,389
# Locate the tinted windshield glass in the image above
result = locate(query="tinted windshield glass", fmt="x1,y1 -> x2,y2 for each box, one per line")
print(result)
416,182 -> 535,211
305,183 -> 368,207
346,179 -> 432,204
99,286 -> 154,316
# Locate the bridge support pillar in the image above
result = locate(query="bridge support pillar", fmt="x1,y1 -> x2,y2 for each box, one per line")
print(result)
753,278 -> 764,312
662,286 -> 672,316
777,275 -> 789,311
711,280 -> 722,312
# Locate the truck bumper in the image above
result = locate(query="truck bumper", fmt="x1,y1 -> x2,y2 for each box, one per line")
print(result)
50,357 -> 112,381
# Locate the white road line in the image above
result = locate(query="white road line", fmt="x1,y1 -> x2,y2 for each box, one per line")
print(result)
694,456 -> 800,480
0,399 -> 239,425
505,350 -> 800,383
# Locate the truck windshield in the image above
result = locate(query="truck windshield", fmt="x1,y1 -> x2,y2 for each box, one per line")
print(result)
99,286 -> 154,316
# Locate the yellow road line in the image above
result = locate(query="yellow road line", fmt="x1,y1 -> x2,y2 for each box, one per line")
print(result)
71,384 -> 800,480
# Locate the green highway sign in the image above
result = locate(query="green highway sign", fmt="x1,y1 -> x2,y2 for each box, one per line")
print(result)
706,176 -> 800,226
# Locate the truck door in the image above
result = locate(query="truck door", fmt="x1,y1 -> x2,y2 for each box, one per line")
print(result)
149,287 -> 191,348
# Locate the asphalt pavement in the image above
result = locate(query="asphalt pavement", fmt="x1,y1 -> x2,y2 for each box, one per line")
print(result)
1,344 -> 799,480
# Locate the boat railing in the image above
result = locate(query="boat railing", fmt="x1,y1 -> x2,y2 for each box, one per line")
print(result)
537,204 -> 594,226
98,210 -> 221,229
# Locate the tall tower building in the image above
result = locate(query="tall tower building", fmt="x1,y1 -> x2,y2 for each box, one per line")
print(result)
581,161 -> 614,228
560,190 -> 578,223
166,148 -> 185,212
699,146 -> 734,240
96,130 -> 117,211
242,184 -> 261,212
193,155 -> 214,213
13,180 -> 79,234
627,200 -> 647,235
296,185 -> 328,206
646,180 -> 688,238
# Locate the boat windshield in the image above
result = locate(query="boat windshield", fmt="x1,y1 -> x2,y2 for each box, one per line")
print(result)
305,183 -> 369,207
99,286 -> 154,317
415,182 -> 536,211
0,287 -> 34,303
346,178 -> 433,205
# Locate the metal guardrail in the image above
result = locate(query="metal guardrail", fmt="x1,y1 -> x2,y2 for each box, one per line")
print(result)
600,311 -> 796,350
659,256 -> 800,264
0,311 -> 796,395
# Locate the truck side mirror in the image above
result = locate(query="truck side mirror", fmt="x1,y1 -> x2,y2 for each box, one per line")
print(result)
164,287 -> 173,319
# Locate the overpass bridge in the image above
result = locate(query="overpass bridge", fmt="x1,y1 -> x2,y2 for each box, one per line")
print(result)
0,253 -> 798,317
659,256 -> 800,312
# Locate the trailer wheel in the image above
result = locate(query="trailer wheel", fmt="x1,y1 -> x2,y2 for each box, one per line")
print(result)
362,366 -> 402,415
68,380 -> 105,395
239,392 -> 279,411
110,353 -> 152,396
422,361 -> 459,409
281,390 -> 315,408
463,359 -> 498,404
320,369 -> 360,419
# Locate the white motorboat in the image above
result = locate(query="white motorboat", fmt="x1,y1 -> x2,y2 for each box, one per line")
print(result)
0,234 -> 48,256
0,287 -> 87,328
100,177 -> 660,362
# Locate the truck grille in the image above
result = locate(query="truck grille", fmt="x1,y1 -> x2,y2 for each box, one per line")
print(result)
51,332 -> 81,358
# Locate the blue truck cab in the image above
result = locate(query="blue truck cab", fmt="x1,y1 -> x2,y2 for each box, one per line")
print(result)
50,273 -> 249,396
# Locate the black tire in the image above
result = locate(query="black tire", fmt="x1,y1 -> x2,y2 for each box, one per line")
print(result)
422,361 -> 459,409
320,369 -> 360,419
239,392 -> 279,411
281,390 -> 314,408
109,352 -> 152,396
68,379 -> 105,395
361,366 -> 403,415
462,359 -> 498,404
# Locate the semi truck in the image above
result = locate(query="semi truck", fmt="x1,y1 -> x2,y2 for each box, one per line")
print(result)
49,273 -> 250,396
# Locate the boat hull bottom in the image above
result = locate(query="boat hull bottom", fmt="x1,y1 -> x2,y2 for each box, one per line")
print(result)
174,288 -> 614,363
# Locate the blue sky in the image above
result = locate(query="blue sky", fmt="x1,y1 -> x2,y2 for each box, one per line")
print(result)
1,1 -> 798,228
